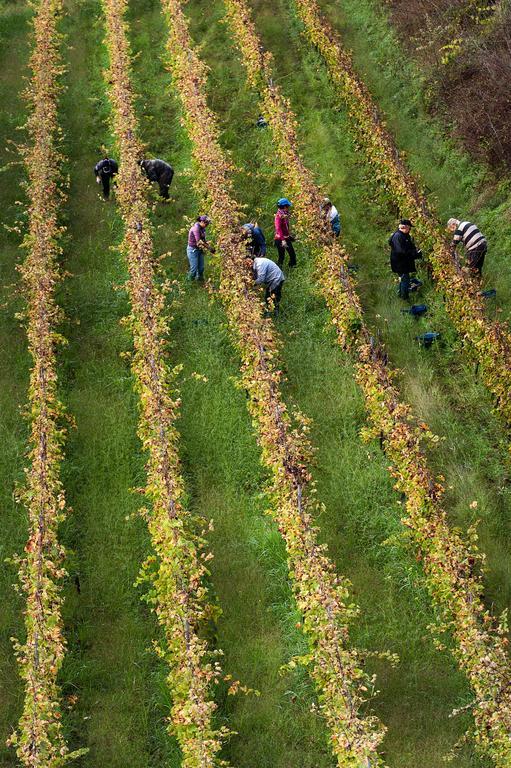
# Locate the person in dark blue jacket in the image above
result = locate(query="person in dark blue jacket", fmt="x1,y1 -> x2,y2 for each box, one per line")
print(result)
242,222 -> 267,256
94,156 -> 118,199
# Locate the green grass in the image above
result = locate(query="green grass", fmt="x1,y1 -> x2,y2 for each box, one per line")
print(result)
0,3 -> 35,762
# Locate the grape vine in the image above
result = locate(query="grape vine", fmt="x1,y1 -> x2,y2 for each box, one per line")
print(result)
7,1 -> 81,764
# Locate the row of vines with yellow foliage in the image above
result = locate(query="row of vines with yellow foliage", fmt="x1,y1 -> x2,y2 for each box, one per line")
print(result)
7,2 -> 82,765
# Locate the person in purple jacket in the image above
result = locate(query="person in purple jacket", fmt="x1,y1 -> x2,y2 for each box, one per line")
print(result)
186,215 -> 215,281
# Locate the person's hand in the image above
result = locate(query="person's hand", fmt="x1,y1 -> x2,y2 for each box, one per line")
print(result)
281,240 -> 287,247
96,176 -> 101,184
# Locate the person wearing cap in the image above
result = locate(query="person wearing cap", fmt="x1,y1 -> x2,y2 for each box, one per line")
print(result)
241,221 -> 267,257
247,254 -> 285,316
388,219 -> 423,299
274,198 -> 297,268
321,198 -> 341,237
446,218 -> 487,277
187,215 -> 215,281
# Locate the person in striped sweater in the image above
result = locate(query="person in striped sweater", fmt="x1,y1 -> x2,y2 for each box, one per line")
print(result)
447,218 -> 487,277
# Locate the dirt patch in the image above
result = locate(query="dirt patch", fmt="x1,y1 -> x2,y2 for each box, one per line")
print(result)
383,0 -> 511,172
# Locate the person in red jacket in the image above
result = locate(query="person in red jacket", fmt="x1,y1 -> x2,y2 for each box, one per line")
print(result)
274,198 -> 297,268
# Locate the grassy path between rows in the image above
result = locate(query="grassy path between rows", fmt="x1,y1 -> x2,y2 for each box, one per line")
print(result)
56,2 -> 172,764
0,4 -> 32,762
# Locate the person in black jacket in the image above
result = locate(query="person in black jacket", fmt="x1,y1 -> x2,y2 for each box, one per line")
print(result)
139,158 -> 174,199
94,156 -> 118,199
389,219 -> 422,299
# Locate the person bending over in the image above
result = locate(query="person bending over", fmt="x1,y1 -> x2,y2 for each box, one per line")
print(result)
248,254 -> 285,316
321,197 -> 341,237
241,221 -> 267,257
140,158 -> 174,199
447,218 -> 487,277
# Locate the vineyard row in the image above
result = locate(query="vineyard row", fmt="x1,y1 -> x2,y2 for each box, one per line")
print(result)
220,0 -> 511,763
8,1 -> 77,765
100,1 -> 227,765
160,0 -> 391,764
